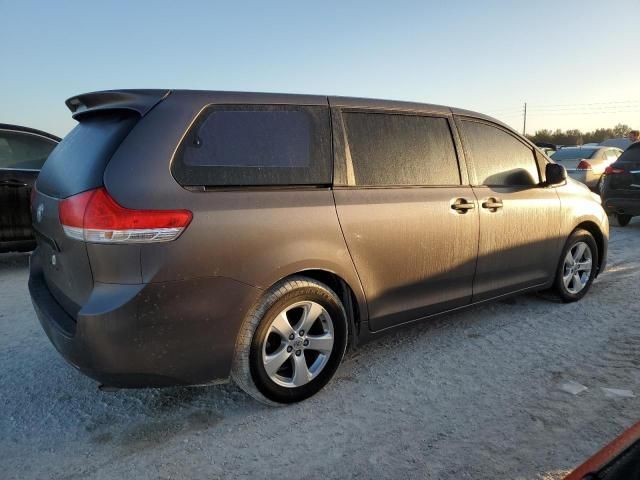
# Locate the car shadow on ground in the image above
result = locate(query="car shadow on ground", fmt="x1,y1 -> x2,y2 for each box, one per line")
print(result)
8,287 -> 552,435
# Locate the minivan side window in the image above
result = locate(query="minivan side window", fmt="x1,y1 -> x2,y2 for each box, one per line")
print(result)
342,112 -> 460,186
0,130 -> 57,170
460,120 -> 539,186
172,105 -> 331,187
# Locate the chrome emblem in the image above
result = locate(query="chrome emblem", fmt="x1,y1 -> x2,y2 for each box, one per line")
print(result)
36,203 -> 44,223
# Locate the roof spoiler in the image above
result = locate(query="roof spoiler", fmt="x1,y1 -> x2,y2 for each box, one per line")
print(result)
65,89 -> 171,120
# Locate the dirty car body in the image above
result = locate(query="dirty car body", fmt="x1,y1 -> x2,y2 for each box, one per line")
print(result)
29,90 -> 608,402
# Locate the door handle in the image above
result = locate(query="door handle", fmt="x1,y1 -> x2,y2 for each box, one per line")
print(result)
0,179 -> 28,187
481,198 -> 503,211
451,198 -> 476,213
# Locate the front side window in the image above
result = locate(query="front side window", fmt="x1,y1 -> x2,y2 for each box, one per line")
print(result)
460,120 -> 539,186
342,112 -> 460,186
0,130 -> 57,170
172,105 -> 331,186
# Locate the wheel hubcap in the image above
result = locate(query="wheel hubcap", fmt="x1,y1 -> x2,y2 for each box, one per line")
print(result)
261,301 -> 334,388
562,241 -> 593,294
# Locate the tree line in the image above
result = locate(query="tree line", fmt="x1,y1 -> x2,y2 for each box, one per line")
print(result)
526,123 -> 632,145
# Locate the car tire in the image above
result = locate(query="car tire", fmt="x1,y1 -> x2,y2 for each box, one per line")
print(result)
553,229 -> 599,303
595,177 -> 603,194
231,276 -> 348,405
616,214 -> 632,227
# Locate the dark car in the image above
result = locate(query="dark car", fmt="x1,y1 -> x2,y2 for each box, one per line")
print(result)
0,124 -> 60,253
601,142 -> 640,226
29,90 -> 608,405
550,146 -> 623,190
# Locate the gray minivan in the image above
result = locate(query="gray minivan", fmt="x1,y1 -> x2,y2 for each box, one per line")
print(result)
29,90 -> 608,404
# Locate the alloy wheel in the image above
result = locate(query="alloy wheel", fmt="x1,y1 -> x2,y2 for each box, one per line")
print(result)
562,241 -> 593,294
261,301 -> 334,388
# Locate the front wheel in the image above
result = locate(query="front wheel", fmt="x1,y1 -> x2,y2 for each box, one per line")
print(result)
553,229 -> 598,303
231,276 -> 348,405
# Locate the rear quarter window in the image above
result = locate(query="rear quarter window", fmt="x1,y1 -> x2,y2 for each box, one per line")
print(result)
172,105 -> 331,187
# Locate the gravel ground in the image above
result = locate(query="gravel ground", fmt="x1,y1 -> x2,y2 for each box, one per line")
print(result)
1,219 -> 639,480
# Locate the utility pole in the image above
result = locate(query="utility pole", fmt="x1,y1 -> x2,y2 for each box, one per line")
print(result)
523,102 -> 527,136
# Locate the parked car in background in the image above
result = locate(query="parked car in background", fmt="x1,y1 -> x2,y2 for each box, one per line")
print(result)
29,90 -> 608,404
601,142 -> 640,226
0,124 -> 59,253
534,142 -> 557,157
550,146 -> 623,190
600,137 -> 632,150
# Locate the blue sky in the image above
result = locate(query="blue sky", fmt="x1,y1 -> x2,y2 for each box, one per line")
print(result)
2,0 -> 639,137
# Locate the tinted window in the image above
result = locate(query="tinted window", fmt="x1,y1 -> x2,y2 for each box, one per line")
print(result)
616,142 -> 640,164
0,130 -> 57,170
342,112 -> 459,186
461,120 -> 539,186
551,149 -> 598,161
173,105 -> 331,186
37,113 -> 138,198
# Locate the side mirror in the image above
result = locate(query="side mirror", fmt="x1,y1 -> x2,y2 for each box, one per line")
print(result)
545,163 -> 567,186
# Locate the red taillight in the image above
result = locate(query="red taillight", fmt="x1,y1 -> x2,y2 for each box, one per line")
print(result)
59,187 -> 192,243
576,160 -> 592,171
604,166 -> 625,175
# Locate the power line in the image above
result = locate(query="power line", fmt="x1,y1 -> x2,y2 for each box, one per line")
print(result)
525,109 -> 640,116
487,100 -> 640,116
526,99 -> 640,108
528,105 -> 640,112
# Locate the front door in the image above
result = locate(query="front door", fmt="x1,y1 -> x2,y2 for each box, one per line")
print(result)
332,109 -> 479,331
456,118 -> 561,301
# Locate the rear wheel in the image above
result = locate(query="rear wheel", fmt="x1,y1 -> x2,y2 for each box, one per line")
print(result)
553,229 -> 598,303
231,276 -> 348,405
616,214 -> 632,227
595,177 -> 604,193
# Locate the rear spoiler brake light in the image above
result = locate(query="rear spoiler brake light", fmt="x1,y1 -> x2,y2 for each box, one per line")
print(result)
65,90 -> 170,120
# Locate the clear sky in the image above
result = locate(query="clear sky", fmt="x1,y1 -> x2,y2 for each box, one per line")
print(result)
2,0 -> 639,137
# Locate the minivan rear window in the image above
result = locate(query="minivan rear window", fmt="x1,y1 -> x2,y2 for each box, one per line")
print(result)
172,105 -> 331,187
36,113 -> 138,198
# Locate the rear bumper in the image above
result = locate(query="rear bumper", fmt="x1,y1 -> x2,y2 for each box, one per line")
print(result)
602,197 -> 640,217
29,250 -> 262,388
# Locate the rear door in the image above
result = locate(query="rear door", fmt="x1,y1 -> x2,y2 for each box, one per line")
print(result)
456,117 -> 561,301
0,128 -> 57,248
332,108 -> 479,331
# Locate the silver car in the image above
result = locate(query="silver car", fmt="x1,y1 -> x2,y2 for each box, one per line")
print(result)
551,146 -> 623,190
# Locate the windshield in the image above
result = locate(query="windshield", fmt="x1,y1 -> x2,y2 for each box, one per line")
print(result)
551,149 -> 597,160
